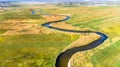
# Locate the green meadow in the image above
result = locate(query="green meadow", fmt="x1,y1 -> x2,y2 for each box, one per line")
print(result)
0,6 -> 79,67
39,5 -> 120,67
0,9 -> 46,24
0,4 -> 120,67
91,40 -> 120,67
0,34 -> 78,67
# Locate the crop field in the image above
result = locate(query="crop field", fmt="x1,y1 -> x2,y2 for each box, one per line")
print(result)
0,4 -> 120,67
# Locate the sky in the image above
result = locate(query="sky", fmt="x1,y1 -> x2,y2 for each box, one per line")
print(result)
0,0 -> 120,2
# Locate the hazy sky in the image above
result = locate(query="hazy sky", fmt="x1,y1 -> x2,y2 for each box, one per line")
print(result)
0,0 -> 118,1
0,0 -> 120,2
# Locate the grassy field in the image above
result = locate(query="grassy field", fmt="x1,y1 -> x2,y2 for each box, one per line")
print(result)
0,34 -> 79,67
1,5 -> 120,67
91,40 -> 120,67
0,6 -> 80,67
37,5 -> 120,67
0,9 -> 46,24
0,29 -> 8,34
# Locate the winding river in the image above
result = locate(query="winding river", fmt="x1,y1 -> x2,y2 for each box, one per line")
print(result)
41,15 -> 108,67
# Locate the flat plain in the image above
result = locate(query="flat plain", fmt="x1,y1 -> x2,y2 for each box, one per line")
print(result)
0,4 -> 120,67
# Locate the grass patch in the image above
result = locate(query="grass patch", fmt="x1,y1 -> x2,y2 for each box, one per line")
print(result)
72,17 -> 112,30
1,5 -> 120,67
0,10 -> 45,21
0,29 -> 8,34
37,5 -> 120,67
91,40 -> 120,67
0,34 -> 79,67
